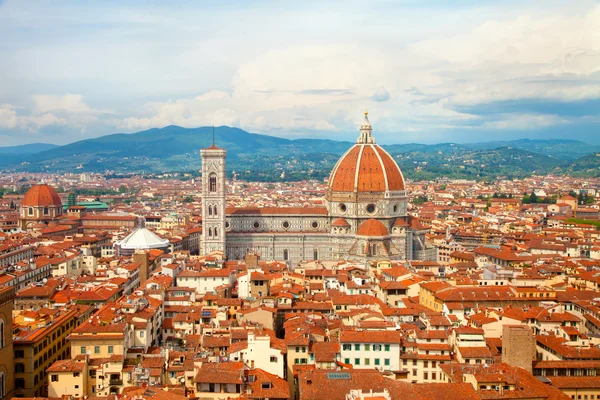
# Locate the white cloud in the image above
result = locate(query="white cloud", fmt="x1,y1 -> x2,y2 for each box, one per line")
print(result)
0,105 -> 18,129
0,103 -> 66,131
123,91 -> 240,130
32,94 -> 92,114
1,2 -> 599,144
407,5 -> 600,106
480,114 -> 568,130
0,95 -> 108,134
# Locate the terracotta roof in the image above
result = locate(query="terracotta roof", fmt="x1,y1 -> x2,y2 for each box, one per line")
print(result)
332,218 -> 351,227
546,376 -> 600,389
393,218 -> 409,227
311,341 -> 340,362
194,361 -> 244,384
47,359 -> 86,373
340,329 -> 401,344
298,369 -> 478,400
328,143 -> 405,193
21,184 -> 62,208
226,206 -> 328,216
357,219 -> 389,237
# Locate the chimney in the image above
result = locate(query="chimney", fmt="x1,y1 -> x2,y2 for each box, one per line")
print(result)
133,250 -> 150,284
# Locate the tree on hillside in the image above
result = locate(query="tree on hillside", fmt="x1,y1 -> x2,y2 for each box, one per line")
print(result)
530,191 -> 539,204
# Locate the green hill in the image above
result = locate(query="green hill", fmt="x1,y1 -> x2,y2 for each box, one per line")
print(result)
1,125 -> 599,180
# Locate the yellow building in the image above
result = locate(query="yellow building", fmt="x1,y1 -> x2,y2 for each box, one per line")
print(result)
0,287 -> 14,400
67,307 -> 130,396
418,281 -> 451,312
47,358 -> 88,398
68,321 -> 129,360
13,305 -> 92,398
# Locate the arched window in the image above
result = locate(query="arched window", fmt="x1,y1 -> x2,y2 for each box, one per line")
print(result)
213,206 -> 217,216
313,250 -> 318,261
208,206 -> 213,216
0,371 -> 4,399
208,227 -> 213,238
28,207 -> 33,216
214,229 -> 218,239
43,207 -> 49,215
209,174 -> 217,192
0,318 -> 4,348
283,249 -> 289,261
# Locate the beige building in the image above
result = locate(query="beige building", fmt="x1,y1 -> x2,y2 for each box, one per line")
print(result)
47,358 -> 88,398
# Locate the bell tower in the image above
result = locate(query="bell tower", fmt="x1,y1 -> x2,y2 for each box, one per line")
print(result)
200,132 -> 227,255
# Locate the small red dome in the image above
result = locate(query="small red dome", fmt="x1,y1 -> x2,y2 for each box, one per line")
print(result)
22,184 -> 62,208
357,219 -> 389,237
332,218 -> 351,227
393,218 -> 409,227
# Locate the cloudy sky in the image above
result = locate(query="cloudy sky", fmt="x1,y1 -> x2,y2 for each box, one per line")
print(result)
0,0 -> 599,145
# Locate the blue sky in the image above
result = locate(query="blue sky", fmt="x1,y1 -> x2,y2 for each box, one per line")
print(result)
0,0 -> 599,145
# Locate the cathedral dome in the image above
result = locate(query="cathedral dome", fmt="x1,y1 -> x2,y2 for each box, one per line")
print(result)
357,219 -> 389,237
22,184 -> 62,208
327,112 -> 405,194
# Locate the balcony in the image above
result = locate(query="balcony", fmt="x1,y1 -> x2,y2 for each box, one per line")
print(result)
109,379 -> 123,386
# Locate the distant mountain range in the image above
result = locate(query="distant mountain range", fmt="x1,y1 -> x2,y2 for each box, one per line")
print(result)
1,126 -> 599,180
0,143 -> 58,154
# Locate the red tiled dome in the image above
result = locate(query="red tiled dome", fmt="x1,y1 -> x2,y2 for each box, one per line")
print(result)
332,218 -> 351,227
328,144 -> 405,193
21,184 -> 62,208
357,219 -> 389,237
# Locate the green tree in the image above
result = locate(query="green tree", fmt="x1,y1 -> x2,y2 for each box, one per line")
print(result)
119,185 -> 128,194
530,191 -> 538,204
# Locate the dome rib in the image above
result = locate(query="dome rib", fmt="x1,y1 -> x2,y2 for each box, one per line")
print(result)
373,146 -> 404,191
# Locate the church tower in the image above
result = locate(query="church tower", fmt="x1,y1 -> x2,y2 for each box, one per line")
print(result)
200,137 -> 227,255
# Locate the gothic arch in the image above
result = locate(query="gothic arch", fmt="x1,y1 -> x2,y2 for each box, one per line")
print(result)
209,173 -> 217,192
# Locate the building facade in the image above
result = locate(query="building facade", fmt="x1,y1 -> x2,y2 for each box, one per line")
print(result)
200,112 -> 437,264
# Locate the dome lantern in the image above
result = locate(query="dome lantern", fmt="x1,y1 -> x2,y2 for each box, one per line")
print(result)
357,110 -> 375,144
